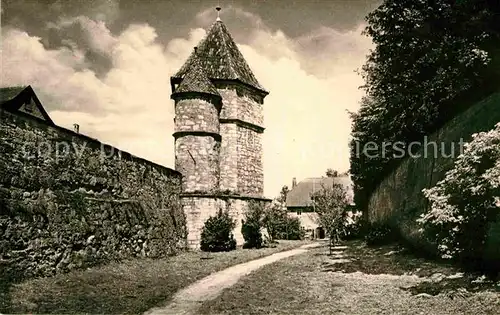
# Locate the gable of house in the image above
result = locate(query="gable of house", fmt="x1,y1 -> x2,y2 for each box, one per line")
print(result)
286,176 -> 354,209
0,86 -> 54,125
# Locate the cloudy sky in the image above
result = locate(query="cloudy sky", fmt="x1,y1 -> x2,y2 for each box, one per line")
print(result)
1,0 -> 379,198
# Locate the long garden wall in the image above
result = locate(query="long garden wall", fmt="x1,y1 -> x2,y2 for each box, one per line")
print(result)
367,91 -> 500,260
0,110 -> 186,280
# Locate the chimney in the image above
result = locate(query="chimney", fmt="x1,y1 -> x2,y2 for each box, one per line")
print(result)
292,177 -> 297,188
73,124 -> 79,133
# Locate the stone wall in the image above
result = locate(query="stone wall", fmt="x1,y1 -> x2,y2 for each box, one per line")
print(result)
218,85 -> 264,196
237,126 -> 263,195
182,195 -> 268,248
219,88 -> 263,126
174,97 -> 220,133
175,135 -> 220,192
219,123 -> 238,192
174,97 -> 221,193
172,83 -> 267,249
0,110 -> 186,280
367,91 -> 500,258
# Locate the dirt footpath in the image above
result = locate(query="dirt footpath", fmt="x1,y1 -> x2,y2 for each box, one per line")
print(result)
144,243 -> 322,315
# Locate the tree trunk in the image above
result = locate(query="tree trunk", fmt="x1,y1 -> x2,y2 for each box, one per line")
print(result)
329,230 -> 334,255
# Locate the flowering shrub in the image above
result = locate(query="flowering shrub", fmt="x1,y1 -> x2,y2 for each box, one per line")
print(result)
418,123 -> 500,264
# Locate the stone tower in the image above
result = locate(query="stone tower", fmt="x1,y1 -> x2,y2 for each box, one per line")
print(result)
171,13 -> 269,248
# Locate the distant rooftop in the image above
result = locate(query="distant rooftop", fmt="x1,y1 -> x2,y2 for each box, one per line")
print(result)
286,176 -> 354,208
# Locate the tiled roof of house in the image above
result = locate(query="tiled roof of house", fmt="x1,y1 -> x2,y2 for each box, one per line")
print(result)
285,176 -> 354,208
172,54 -> 221,97
172,20 -> 267,94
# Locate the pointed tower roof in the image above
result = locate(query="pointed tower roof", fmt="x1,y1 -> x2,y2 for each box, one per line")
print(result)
172,19 -> 267,95
171,51 -> 221,99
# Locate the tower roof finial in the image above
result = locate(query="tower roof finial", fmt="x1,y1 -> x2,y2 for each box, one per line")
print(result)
216,5 -> 221,21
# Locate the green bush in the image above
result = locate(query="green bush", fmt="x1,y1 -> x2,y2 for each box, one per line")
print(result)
364,222 -> 397,246
242,201 -> 265,249
241,219 -> 262,249
279,217 -> 305,240
200,209 -> 236,252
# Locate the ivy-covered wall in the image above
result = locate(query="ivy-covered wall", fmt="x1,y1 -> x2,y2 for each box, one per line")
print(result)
367,91 -> 500,259
0,110 -> 186,280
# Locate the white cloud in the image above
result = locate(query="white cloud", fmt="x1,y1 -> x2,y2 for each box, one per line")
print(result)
238,21 -> 371,195
1,21 -> 205,168
0,8 -> 371,198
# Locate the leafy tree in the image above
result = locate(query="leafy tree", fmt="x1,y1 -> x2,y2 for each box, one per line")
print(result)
350,0 -> 500,211
326,169 -> 339,178
200,209 -> 236,252
261,192 -> 306,242
278,185 -> 289,204
241,201 -> 265,249
418,123 -> 500,272
312,182 -> 350,254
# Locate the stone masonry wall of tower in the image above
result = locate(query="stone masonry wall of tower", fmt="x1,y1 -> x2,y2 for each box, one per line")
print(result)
174,96 -> 221,192
217,86 -> 264,196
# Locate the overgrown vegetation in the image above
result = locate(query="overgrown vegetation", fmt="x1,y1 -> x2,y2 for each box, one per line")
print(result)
200,209 -> 236,252
350,0 -> 500,211
418,123 -> 500,275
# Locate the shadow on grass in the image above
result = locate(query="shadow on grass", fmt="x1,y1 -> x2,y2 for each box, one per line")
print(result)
321,239 -> 500,296
401,277 -> 500,296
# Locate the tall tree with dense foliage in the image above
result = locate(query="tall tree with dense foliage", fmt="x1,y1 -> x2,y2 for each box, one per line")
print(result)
326,169 -> 339,178
418,123 -> 500,271
350,0 -> 500,210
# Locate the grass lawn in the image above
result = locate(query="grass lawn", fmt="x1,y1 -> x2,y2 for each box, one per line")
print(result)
199,240 -> 500,315
2,240 -> 310,314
